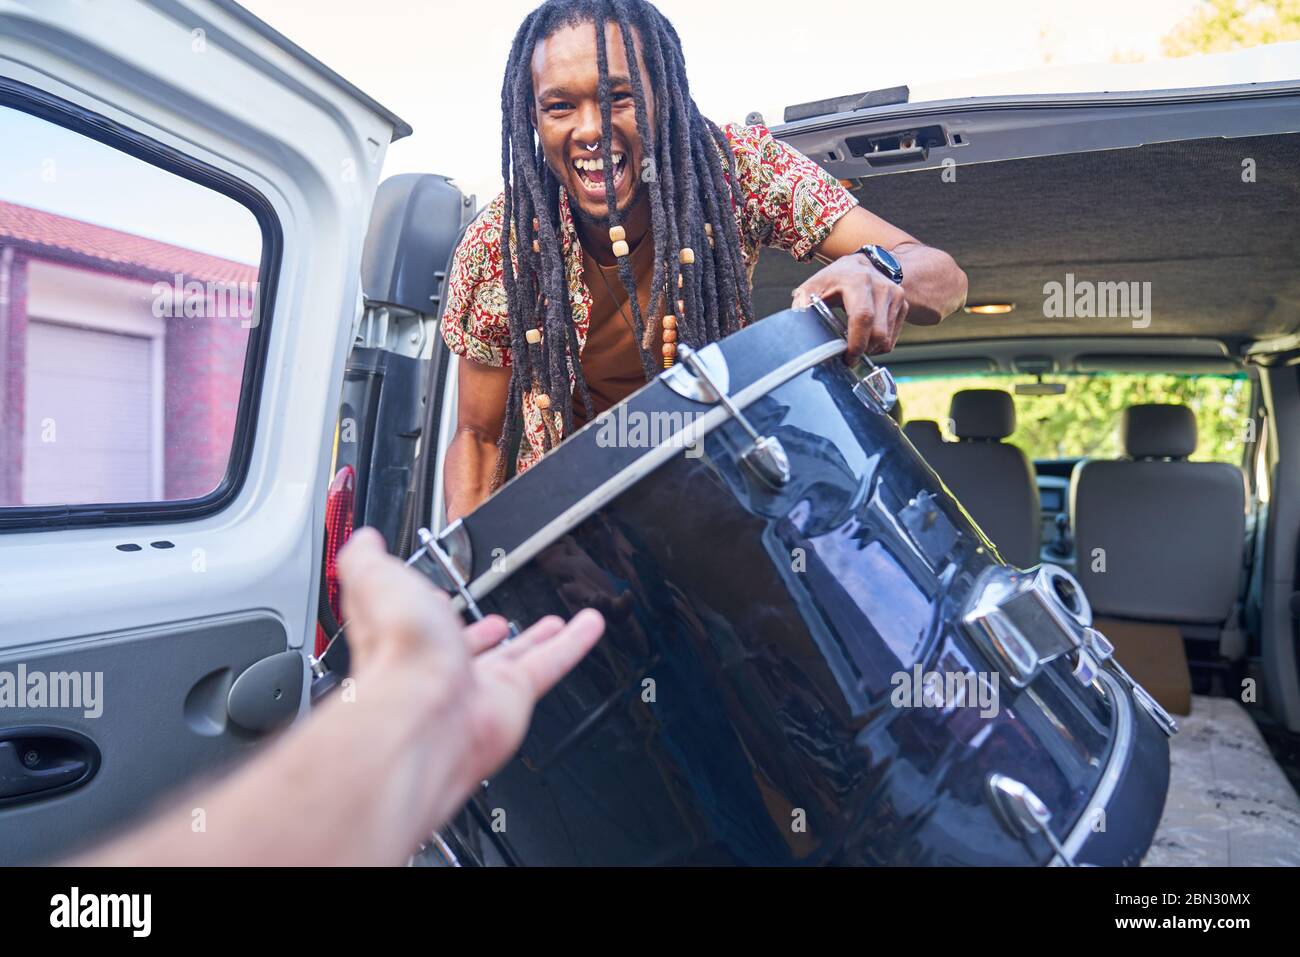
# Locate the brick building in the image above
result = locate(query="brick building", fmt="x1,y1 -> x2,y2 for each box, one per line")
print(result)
0,200 -> 258,507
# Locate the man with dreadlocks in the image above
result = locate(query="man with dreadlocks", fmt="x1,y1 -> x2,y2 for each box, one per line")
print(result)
442,0 -> 967,521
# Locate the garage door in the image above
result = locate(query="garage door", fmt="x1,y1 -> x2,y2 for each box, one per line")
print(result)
22,319 -> 155,506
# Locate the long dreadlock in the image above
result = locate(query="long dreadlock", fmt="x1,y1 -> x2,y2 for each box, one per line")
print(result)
494,0 -> 755,483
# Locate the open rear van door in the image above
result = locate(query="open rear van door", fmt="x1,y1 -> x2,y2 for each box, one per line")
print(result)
0,0 -> 409,862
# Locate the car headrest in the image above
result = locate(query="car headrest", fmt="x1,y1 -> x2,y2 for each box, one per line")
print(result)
950,389 -> 1015,440
903,419 -> 943,448
1122,404 -> 1197,460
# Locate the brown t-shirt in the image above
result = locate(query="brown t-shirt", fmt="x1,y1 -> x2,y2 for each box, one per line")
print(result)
572,234 -> 663,428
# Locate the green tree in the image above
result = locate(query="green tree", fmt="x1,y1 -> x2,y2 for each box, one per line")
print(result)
1163,0 -> 1300,57
896,374 -> 1250,464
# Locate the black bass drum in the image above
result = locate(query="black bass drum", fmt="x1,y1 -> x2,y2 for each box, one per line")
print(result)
421,301 -> 1175,866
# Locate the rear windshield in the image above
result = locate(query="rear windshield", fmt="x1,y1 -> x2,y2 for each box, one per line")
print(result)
894,372 -> 1250,464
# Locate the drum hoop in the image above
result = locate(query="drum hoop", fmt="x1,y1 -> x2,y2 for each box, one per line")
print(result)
1055,668 -> 1133,864
457,336 -> 846,606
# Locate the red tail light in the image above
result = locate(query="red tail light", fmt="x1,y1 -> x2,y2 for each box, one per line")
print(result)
315,465 -> 355,656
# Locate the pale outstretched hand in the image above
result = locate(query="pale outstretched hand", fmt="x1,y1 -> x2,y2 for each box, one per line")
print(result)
457,611 -> 604,782
337,528 -> 604,844
72,528 -> 603,867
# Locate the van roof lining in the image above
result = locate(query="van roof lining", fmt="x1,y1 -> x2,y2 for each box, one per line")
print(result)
750,133 -> 1300,347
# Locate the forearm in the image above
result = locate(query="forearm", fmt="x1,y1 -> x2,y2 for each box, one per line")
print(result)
810,206 -> 966,330
444,427 -> 502,523
74,657 -> 466,867
67,528 -> 604,869
892,241 -> 967,326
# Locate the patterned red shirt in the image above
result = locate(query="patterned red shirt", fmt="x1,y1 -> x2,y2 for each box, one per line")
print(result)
441,122 -> 858,474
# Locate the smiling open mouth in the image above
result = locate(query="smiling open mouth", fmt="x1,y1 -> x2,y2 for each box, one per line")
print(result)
573,152 -> 627,196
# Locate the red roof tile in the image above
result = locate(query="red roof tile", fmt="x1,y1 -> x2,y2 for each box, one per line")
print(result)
0,199 -> 258,285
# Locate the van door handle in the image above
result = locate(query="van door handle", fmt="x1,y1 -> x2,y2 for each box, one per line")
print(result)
864,145 -> 927,167
0,728 -> 100,805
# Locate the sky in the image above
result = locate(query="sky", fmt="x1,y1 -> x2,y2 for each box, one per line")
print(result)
3,0 -> 1294,261
0,106 -> 263,263
235,0 -> 1239,204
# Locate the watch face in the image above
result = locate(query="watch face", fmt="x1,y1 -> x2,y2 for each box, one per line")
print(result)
871,244 -> 901,277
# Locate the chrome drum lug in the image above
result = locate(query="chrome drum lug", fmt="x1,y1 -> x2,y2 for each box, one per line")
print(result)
986,773 -> 1078,867
677,342 -> 791,489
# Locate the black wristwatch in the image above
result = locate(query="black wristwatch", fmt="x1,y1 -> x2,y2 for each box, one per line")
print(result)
858,243 -> 903,284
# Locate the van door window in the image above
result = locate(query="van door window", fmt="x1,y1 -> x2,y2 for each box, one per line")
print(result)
0,102 -> 263,511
